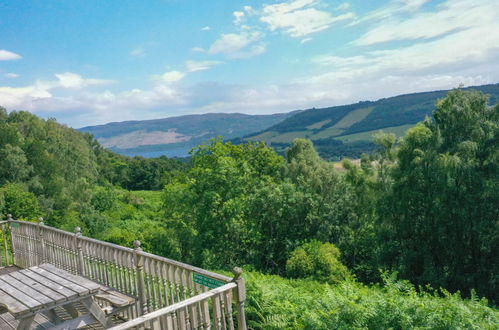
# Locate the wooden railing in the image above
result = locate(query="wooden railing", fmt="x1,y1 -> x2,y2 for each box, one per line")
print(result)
0,216 -> 247,330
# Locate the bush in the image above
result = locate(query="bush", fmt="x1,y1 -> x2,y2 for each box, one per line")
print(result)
286,240 -> 350,283
245,270 -> 499,330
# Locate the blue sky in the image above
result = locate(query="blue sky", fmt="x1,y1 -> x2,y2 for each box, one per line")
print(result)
1,0 -> 498,128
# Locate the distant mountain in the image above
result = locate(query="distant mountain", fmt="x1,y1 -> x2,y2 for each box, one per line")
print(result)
241,84 -> 499,160
79,112 -> 297,157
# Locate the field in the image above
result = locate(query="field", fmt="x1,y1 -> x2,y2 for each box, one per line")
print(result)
335,124 -> 415,143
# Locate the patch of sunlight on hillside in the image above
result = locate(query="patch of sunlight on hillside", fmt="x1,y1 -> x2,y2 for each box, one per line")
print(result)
245,131 -> 279,141
306,119 -> 331,130
332,107 -> 374,129
335,124 -> 415,143
311,127 -> 345,140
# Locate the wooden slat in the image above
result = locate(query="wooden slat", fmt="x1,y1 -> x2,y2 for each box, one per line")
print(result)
40,263 -> 100,292
1,274 -> 55,306
0,288 -> 31,318
0,278 -> 41,311
8,272 -> 65,304
19,269 -> 77,298
0,313 -> 16,330
29,266 -> 90,295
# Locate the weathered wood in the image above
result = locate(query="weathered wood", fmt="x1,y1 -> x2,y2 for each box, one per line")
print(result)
107,282 -> 237,330
39,263 -> 100,292
0,288 -> 31,317
134,240 -> 148,317
81,296 -> 114,328
16,315 -> 35,330
0,277 -> 42,311
5,219 -> 247,329
29,266 -> 90,295
19,269 -> 77,298
1,274 -> 56,306
232,267 -> 247,330
44,313 -> 96,330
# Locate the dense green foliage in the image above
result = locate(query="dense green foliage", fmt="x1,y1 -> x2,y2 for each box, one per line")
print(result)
245,271 -> 498,329
0,107 -> 184,229
0,88 -> 497,327
286,240 -> 350,283
378,89 -> 499,302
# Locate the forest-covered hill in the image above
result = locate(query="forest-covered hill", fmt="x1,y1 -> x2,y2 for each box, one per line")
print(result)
242,83 -> 499,159
79,112 -> 297,157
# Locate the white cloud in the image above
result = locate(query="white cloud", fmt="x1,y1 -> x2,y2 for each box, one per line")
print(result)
130,47 -> 146,57
55,72 -> 114,89
335,2 -> 350,11
201,26 -> 211,31
233,11 -> 245,25
5,73 -> 19,78
185,60 -> 223,72
153,70 -> 185,84
300,38 -> 312,44
191,47 -> 205,53
0,50 -> 22,61
354,0 -> 498,46
244,6 -> 257,15
208,31 -> 266,59
351,0 -> 430,25
0,72 -> 116,111
260,0 -> 354,37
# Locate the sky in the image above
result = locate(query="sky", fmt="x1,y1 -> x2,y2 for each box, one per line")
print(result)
1,0 -> 498,128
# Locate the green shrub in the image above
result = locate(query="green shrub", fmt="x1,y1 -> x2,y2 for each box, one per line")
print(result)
286,240 -> 350,283
245,270 -> 499,330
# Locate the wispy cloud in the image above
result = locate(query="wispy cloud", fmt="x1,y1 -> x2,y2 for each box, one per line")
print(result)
260,0 -> 354,37
0,50 -> 22,61
0,72 -> 115,112
351,0 -> 430,25
130,46 -> 146,57
207,31 -> 266,59
354,0 -> 497,46
152,70 -> 185,84
335,2 -> 350,11
233,11 -> 245,25
4,73 -> 19,78
185,60 -> 223,72
201,26 -> 211,31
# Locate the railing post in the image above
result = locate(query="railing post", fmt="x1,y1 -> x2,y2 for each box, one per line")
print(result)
1,217 -> 9,266
134,240 -> 148,317
7,214 -> 16,266
74,227 -> 85,276
232,267 -> 247,330
37,217 -> 46,265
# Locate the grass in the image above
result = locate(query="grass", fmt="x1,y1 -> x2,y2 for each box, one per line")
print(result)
249,131 -> 312,143
311,127 -> 345,140
306,119 -> 331,130
336,124 -> 415,143
331,106 -> 374,130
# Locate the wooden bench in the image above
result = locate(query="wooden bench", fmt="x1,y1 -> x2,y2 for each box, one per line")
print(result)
95,287 -> 136,318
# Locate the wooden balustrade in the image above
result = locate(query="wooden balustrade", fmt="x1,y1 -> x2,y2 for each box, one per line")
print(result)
0,216 -> 247,330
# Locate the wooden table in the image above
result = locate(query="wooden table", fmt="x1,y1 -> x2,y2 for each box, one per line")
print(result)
0,263 -> 113,329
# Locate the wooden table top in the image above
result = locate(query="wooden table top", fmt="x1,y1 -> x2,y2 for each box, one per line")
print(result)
0,263 -> 100,318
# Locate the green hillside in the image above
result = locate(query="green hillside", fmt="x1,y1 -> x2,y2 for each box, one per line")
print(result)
244,84 -> 499,159
80,112 -> 296,157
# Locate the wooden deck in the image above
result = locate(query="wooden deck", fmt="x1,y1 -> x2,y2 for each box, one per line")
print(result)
0,218 -> 247,330
0,301 -> 126,329
0,266 -> 21,276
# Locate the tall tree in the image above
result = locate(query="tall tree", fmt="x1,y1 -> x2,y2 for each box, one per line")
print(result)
379,89 -> 499,301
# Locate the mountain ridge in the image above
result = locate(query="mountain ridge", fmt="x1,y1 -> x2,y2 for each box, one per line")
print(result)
80,83 -> 499,159
241,83 -> 499,159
